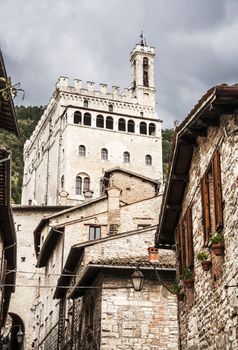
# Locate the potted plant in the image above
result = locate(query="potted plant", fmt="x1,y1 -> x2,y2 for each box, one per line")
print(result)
210,233 -> 224,256
182,268 -> 194,288
197,251 -> 211,271
170,283 -> 184,301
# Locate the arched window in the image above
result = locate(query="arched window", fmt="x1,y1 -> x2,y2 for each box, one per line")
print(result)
84,113 -> 91,126
106,116 -> 113,130
118,118 -> 126,131
140,122 -> 147,135
61,175 -> 64,189
145,155 -> 152,166
101,148 -> 108,160
96,115 -> 104,128
74,111 -> 82,124
143,57 -> 149,87
83,177 -> 90,192
123,151 -> 130,164
75,176 -> 82,194
109,104 -> 113,112
84,99 -> 88,108
128,120 -> 135,133
79,145 -> 86,157
75,173 -> 90,194
149,123 -> 156,136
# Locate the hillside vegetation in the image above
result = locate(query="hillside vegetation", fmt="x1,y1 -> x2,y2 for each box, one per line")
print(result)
0,106 -> 174,203
0,106 -> 43,203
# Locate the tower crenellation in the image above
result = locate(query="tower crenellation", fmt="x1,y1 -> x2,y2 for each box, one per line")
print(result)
22,41 -> 163,206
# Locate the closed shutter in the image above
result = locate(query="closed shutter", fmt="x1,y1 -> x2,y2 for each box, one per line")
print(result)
212,150 -> 223,231
186,206 -> 194,269
201,173 -> 211,244
178,223 -> 183,275
178,221 -> 186,274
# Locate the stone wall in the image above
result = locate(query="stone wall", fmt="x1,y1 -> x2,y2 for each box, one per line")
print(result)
101,276 -> 178,350
178,116 -> 238,349
10,206 -> 65,350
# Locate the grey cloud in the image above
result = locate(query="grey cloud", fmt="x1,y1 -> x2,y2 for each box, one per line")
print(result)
1,0 -> 238,127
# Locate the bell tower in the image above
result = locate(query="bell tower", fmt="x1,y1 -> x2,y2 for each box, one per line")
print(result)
130,34 -> 156,107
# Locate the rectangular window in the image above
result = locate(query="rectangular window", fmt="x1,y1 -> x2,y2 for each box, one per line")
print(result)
201,150 -> 223,245
177,206 -> 194,274
89,226 -> 101,241
137,224 -> 151,229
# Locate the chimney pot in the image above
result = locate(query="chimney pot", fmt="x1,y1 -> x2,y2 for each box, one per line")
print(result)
147,247 -> 159,262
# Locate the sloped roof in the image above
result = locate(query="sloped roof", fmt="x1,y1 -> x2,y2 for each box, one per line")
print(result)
103,166 -> 160,186
156,84 -> 238,247
0,51 -> 19,136
53,225 -> 158,299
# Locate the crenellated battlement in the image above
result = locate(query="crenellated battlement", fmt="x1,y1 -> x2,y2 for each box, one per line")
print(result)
56,76 -> 127,101
55,76 -> 155,105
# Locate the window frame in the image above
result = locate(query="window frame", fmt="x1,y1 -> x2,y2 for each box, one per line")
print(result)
101,148 -> 108,160
201,149 -> 223,246
123,151 -> 130,164
177,206 -> 194,275
145,154 -> 152,166
89,226 -> 101,241
78,145 -> 86,157
75,176 -> 82,195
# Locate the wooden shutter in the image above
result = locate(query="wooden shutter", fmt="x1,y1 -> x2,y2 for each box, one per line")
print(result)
201,173 -> 211,244
186,206 -> 194,269
178,221 -> 186,274
212,150 -> 223,231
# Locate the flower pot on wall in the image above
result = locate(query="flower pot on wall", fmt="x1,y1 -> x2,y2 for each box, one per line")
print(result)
184,279 -> 194,288
201,260 -> 211,271
212,242 -> 224,256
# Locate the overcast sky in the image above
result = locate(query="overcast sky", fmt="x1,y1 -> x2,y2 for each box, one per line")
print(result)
1,0 -> 238,128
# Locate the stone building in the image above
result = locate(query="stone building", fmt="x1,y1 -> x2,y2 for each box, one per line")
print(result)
156,85 -> 238,349
8,205 -> 71,349
21,39 -> 163,206
0,50 -> 19,337
31,169 -> 178,349
6,39 -> 176,349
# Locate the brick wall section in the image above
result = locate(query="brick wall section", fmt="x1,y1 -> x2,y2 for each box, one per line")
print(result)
178,116 -> 238,349
100,277 -> 178,350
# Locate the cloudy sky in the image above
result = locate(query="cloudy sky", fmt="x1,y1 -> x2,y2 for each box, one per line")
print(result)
1,0 -> 238,128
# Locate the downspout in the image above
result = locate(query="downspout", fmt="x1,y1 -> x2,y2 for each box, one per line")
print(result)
56,115 -> 63,205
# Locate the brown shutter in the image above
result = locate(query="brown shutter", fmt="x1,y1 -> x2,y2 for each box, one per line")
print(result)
212,150 -> 223,231
201,173 -> 211,244
177,223 -> 184,275
186,206 -> 194,269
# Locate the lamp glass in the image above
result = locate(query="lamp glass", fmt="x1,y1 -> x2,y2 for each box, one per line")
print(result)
131,269 -> 144,291
16,328 -> 24,344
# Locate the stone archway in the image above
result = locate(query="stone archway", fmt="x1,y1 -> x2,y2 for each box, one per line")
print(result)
2,313 -> 25,350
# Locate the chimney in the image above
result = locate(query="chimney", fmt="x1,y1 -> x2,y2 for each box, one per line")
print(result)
147,247 -> 159,262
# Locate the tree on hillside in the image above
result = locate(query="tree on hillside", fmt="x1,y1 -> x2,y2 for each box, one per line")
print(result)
0,105 -> 44,203
162,128 -> 174,177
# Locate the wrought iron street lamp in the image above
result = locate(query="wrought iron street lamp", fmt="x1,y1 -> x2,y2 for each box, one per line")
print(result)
0,324 -> 24,345
16,326 -> 24,344
130,260 -> 173,293
131,268 -> 144,291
